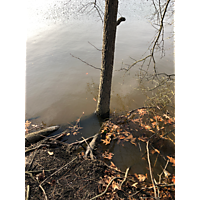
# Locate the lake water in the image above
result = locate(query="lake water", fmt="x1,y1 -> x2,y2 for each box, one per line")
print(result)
26,0 -> 174,174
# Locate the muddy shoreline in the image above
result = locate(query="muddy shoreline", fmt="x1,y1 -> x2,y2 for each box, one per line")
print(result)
25,107 -> 175,199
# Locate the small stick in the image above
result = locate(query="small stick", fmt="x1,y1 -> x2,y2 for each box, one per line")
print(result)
25,144 -> 50,153
26,185 -> 30,200
81,136 -> 89,146
88,41 -> 102,51
158,159 -> 169,184
138,142 -> 142,152
120,167 -> 130,187
146,141 -> 157,199
70,53 -> 101,70
39,184 -> 48,200
27,149 -> 38,171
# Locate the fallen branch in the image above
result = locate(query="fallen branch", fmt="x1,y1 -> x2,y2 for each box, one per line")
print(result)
84,133 -> 99,159
25,126 -> 59,145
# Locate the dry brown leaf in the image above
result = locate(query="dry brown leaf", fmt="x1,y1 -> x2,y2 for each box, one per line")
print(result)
73,131 -> 78,135
144,125 -> 151,130
124,134 -> 137,146
167,156 -> 175,166
138,109 -> 147,116
103,151 -> 114,160
134,173 -> 147,182
154,115 -> 163,121
101,138 -> 111,145
110,161 -> 118,170
172,175 -> 175,183
112,181 -> 121,190
81,151 -> 84,156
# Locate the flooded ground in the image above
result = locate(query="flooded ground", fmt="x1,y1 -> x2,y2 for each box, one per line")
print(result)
26,0 -> 174,174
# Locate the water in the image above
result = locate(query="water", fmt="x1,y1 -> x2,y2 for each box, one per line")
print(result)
26,0 -> 174,174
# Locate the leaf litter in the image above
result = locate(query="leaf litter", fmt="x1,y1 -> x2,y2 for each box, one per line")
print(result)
25,107 -> 175,199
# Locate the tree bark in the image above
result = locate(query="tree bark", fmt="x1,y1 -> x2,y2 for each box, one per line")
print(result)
96,0 -> 119,119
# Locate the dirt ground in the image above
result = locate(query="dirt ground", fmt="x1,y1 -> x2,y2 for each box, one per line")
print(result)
25,143 -> 106,199
25,140 -> 135,200
25,108 -> 175,200
25,142 -> 174,199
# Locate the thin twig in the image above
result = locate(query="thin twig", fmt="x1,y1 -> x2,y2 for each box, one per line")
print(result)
120,0 -> 172,74
146,141 -> 157,199
81,136 -> 89,146
120,167 -> 130,187
27,149 -> 38,171
39,184 -> 48,200
25,168 -> 57,174
88,41 -> 102,51
70,53 -> 101,70
69,135 -> 95,146
158,159 -> 169,184
26,185 -> 30,200
25,144 -> 50,153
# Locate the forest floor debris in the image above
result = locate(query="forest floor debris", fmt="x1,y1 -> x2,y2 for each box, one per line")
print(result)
25,107 -> 175,199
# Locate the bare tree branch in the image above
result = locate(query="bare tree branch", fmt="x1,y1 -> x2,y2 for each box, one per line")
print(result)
78,1 -> 104,24
70,53 -> 101,70
88,41 -> 102,51
119,0 -> 172,76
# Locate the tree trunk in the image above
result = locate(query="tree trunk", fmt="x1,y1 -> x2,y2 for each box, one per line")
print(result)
96,0 -> 118,119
